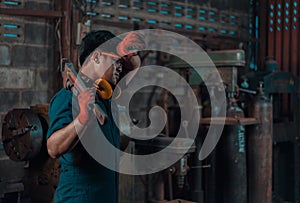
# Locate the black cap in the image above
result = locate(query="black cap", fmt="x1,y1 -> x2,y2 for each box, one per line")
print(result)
79,30 -> 120,66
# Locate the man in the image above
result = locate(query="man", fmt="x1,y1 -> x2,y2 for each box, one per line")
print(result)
46,30 -> 141,203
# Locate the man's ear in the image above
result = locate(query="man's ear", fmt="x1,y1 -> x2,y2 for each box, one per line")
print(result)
91,51 -> 101,64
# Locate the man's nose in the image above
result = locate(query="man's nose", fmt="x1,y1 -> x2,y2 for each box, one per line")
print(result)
116,63 -> 122,73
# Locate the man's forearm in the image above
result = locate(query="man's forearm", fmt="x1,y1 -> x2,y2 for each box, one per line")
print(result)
47,117 -> 84,158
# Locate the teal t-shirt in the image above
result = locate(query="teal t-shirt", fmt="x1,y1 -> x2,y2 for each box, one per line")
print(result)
47,88 -> 120,203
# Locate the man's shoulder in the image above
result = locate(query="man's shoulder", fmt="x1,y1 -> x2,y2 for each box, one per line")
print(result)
52,88 -> 72,99
50,88 -> 72,105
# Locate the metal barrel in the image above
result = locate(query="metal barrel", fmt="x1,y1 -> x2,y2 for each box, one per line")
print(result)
247,86 -> 273,203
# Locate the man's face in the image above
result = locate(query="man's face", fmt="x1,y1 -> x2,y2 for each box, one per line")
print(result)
101,56 -> 122,85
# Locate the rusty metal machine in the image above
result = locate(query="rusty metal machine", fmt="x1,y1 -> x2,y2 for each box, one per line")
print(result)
2,108 -> 44,161
1,104 -> 59,203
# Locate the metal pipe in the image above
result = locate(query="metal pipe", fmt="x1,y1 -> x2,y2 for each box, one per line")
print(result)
60,0 -> 72,60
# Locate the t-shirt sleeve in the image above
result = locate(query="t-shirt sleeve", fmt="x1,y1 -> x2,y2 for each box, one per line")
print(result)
46,89 -> 73,139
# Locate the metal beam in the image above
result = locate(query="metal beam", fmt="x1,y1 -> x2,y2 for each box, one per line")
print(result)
0,8 -> 64,18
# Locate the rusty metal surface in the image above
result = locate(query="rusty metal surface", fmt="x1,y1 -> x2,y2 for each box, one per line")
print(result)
2,109 -> 43,161
247,90 -> 273,203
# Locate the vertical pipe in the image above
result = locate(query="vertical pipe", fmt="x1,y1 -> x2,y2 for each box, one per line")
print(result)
153,173 -> 165,201
295,8 -> 300,198
282,0 -> 291,115
282,0 -> 291,72
291,0 -> 299,77
275,0 -> 283,70
291,1 -> 300,164
61,0 -> 72,60
192,135 -> 204,202
258,0 -> 268,69
53,0 -> 72,91
206,149 -> 217,203
72,8 -> 81,70
267,0 -> 276,61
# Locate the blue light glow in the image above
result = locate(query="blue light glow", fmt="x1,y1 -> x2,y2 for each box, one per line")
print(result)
3,33 -> 19,37
118,16 -> 128,20
3,24 -> 19,29
148,8 -> 157,13
148,1 -> 156,5
148,19 -> 157,24
199,9 -> 206,14
132,17 -> 141,22
186,25 -> 193,29
199,16 -> 206,21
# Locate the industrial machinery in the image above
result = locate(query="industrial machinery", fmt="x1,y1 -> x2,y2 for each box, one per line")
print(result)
1,49 -> 299,203
135,136 -> 196,203
200,50 -> 258,203
1,104 -> 59,203
243,70 -> 300,203
167,49 -> 279,203
160,49 -> 256,203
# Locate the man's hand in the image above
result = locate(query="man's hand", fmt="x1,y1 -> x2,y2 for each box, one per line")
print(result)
117,32 -> 145,56
77,88 -> 95,125
122,55 -> 141,71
